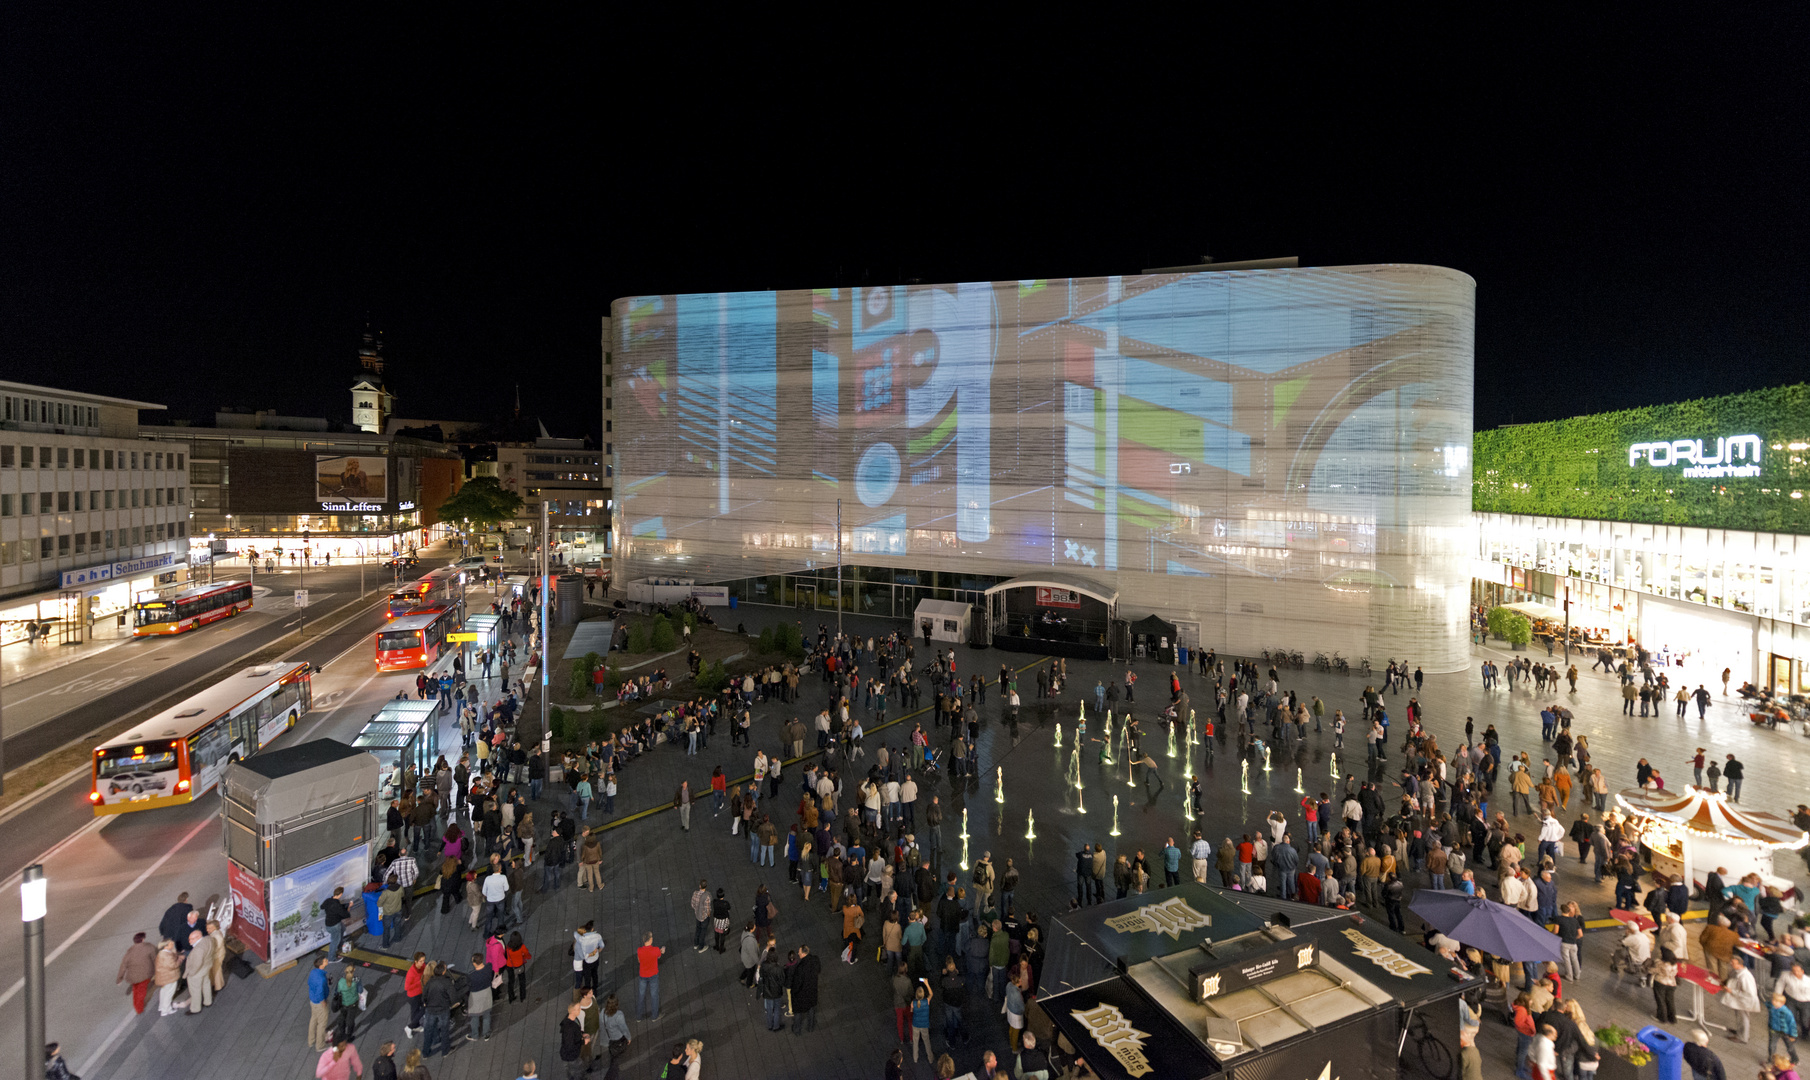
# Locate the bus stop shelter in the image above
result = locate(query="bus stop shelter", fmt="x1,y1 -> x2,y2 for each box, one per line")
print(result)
350,699 -> 441,799
460,613 -> 500,664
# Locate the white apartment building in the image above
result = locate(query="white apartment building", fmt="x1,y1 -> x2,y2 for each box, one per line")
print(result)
0,382 -> 192,642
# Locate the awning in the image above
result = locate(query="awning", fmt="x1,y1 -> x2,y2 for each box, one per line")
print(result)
1502,600 -> 1565,621
984,573 -> 1119,606
1615,787 -> 1809,849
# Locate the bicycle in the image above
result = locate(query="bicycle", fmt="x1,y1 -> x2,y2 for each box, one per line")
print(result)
1398,1010 -> 1455,1080
1332,652 -> 1350,675
1313,652 -> 1331,672
1288,649 -> 1305,670
1358,656 -> 1373,677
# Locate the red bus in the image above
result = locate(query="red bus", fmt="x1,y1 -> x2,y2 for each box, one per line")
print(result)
386,567 -> 459,619
90,662 -> 313,815
376,607 -> 459,671
133,580 -> 254,636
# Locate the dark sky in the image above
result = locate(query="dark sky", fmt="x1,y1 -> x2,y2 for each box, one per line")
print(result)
5,12 -> 1807,442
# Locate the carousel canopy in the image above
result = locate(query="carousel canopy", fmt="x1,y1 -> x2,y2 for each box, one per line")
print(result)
1615,787 -> 1809,849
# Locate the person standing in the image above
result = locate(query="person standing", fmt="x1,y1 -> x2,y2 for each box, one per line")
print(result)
467,952 -> 495,1043
558,1000 -> 589,1080
674,780 -> 693,831
117,932 -> 156,1014
599,994 -> 632,1080
636,932 -> 665,1020
1724,954 -> 1762,1043
789,944 -> 821,1034
690,880 -> 712,953
333,964 -> 363,1043
1724,754 -> 1745,802
321,887 -> 351,961
573,922 -> 604,991
184,929 -> 215,1013
421,962 -> 454,1057
305,955 -> 333,1050
758,951 -> 786,1031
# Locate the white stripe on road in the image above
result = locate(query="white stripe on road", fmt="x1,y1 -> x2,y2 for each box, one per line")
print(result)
76,1004 -> 140,1076
0,814 -> 214,1009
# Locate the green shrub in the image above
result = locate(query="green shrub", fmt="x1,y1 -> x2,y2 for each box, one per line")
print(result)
772,623 -> 797,652
683,611 -> 697,630
548,706 -> 566,741
757,626 -> 774,654
1487,606 -> 1533,646
651,617 -> 676,652
589,712 -> 613,740
569,651 -> 603,697
627,620 -> 651,653
695,659 -> 729,694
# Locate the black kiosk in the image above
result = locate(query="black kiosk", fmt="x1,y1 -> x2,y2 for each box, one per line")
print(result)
1036,884 -> 1479,1080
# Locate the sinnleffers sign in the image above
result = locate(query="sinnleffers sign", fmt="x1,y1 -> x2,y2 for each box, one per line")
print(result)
1628,434 -> 1762,478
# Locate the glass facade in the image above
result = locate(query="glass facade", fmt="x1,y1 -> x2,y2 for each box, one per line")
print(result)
613,265 -> 1477,670
1475,512 -> 1810,692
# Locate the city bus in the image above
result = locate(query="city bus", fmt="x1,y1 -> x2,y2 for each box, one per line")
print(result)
376,607 -> 459,671
133,580 -> 255,636
89,661 -> 314,815
385,566 -> 459,618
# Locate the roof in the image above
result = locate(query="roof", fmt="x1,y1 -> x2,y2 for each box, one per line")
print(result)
103,662 -> 312,748
0,379 -> 165,411
912,599 -> 972,619
983,572 -> 1120,606
220,739 -> 380,824
1616,787 -> 1809,849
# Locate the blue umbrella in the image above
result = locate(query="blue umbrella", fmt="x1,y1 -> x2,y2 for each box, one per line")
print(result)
1408,889 -> 1562,962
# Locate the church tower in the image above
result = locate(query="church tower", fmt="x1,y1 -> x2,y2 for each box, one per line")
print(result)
350,325 -> 394,433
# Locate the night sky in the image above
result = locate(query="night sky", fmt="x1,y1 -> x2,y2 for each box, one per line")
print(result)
5,13 -> 1807,444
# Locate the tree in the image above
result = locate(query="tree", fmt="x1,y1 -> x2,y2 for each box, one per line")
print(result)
436,476 -> 524,531
1487,606 -> 1533,647
650,617 -> 676,652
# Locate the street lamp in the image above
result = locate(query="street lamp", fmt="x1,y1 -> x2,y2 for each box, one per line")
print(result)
22,864 -> 46,1079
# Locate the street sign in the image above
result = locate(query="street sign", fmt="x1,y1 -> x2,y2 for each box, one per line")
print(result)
447,632 -> 480,642
294,590 -> 309,608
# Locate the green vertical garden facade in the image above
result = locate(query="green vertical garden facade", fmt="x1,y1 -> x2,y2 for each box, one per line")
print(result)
1473,384 -> 1810,534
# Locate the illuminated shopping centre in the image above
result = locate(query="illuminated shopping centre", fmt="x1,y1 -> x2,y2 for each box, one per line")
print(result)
609,263 -> 1480,671
1472,383 -> 1810,692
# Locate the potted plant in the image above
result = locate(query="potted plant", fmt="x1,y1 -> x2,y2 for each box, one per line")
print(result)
1594,1025 -> 1655,1080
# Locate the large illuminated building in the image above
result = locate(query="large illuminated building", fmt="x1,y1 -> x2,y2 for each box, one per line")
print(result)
610,264 -> 1478,671
1472,383 -> 1810,692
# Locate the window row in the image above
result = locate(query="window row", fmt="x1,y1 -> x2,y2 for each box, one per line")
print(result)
0,522 -> 187,565
0,445 -> 184,471
0,488 -> 185,514
1,397 -> 99,430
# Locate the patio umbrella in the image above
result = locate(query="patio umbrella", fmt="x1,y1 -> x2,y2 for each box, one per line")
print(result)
1408,889 -> 1561,962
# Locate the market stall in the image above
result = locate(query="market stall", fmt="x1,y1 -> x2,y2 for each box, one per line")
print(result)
1036,883 -> 1479,1080
1615,786 -> 1808,897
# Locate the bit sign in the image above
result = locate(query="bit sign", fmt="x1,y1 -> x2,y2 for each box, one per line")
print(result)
294,590 -> 309,608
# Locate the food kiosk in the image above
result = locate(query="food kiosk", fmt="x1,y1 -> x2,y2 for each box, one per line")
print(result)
1615,787 -> 1808,897
1036,884 -> 1479,1080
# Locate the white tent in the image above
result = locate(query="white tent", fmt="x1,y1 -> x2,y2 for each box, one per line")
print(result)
1503,599 -> 1566,621
913,599 -> 972,644
1615,787 -> 1808,894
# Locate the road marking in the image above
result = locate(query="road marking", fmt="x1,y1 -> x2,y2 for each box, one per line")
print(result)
76,1005 -> 139,1076
3,639 -> 182,709
0,814 -> 214,1009
294,666 -> 388,743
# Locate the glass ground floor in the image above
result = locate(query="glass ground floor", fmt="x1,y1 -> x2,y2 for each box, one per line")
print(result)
1474,512 -> 1810,693
715,564 -> 1015,621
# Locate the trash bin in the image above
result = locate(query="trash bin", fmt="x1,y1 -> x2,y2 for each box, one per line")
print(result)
1635,1024 -> 1683,1080
728,595 -> 737,609
1178,645 -> 1190,667
361,886 -> 384,943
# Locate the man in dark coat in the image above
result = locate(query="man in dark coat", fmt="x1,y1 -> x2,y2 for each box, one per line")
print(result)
788,944 -> 821,1034
158,892 -> 193,949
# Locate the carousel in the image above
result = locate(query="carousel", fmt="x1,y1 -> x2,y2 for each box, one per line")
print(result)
1615,786 -> 1808,898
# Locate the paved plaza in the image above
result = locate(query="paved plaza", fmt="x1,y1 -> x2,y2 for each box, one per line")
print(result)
81,602 -> 1810,1080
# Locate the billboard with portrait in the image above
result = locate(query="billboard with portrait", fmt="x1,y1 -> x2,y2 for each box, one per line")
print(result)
611,265 -> 1476,669
316,456 -> 388,502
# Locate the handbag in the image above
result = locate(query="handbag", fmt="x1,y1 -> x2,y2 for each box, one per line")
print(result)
357,985 -> 368,1010
767,902 -> 778,921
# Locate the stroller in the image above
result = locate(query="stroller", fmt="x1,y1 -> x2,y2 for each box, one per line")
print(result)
919,747 -> 943,781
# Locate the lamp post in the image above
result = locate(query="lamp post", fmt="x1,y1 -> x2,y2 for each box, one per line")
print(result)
22,864 -> 46,1078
